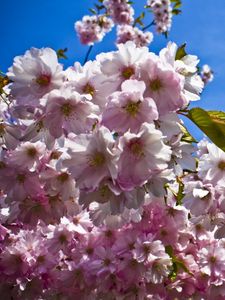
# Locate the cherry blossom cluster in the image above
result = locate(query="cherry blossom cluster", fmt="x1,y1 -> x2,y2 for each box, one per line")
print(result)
75,15 -> 114,45
146,0 -> 172,33
0,36 -> 224,299
201,64 -> 214,85
75,0 -> 154,47
116,24 -> 153,47
75,0 -> 179,47
103,0 -> 134,25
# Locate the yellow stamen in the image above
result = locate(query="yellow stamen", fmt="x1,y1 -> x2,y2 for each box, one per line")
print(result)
150,78 -> 163,91
122,66 -> 135,79
89,152 -> 105,167
36,74 -> 51,86
83,83 -> 95,96
61,102 -> 73,117
124,101 -> 140,117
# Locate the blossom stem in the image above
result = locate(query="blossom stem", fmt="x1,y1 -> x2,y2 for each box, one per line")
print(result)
142,20 -> 155,32
178,111 -> 189,118
83,45 -> 93,65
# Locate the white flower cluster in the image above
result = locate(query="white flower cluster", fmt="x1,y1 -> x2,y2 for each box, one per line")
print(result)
147,0 -> 172,33
75,15 -> 114,45
116,24 -> 154,47
103,0 -> 134,25
3,37 -> 225,299
201,64 -> 214,85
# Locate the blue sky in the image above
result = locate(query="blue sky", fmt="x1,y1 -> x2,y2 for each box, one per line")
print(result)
1,0 -> 225,140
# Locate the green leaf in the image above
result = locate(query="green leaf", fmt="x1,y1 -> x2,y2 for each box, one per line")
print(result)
172,8 -> 181,15
173,258 -> 193,275
188,108 -> 225,152
174,3 -> 181,9
179,123 -> 197,143
171,0 -> 182,5
165,178 -> 185,205
163,31 -> 169,39
133,12 -> 145,27
176,177 -> 185,205
172,0 -> 182,8
168,259 -> 189,281
169,262 -> 178,281
175,43 -> 187,60
0,74 -> 12,95
94,4 -> 105,10
166,244 -> 192,281
134,17 -> 144,26
140,12 -> 145,19
165,245 -> 174,257
56,48 -> 68,59
89,8 -> 97,15
208,110 -> 225,121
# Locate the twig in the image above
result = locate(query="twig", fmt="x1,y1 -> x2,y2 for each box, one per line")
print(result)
142,20 -> 155,32
83,45 -> 93,65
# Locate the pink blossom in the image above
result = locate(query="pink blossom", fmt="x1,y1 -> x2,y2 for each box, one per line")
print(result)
7,47 -> 65,105
117,122 -> 172,190
116,24 -> 153,47
9,141 -> 45,170
198,241 -> 225,285
102,79 -> 158,133
66,61 -> 118,109
201,64 -> 214,85
198,143 -> 225,186
75,15 -> 113,45
159,42 -> 204,103
141,55 -> 184,115
44,85 -> 99,138
104,0 -> 134,25
147,0 -> 172,33
64,126 -> 118,190
41,168 -> 79,201
97,41 -> 149,85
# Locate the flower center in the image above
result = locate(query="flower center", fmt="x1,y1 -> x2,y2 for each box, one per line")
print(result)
124,101 -> 140,117
218,160 -> 225,171
149,78 -> 163,91
36,74 -> 51,86
57,172 -> 69,183
122,66 -> 135,79
61,102 -> 73,117
210,256 -> 216,264
99,185 -> 110,198
86,247 -> 94,255
50,150 -> 62,160
37,255 -> 45,263
143,244 -> 151,255
73,216 -> 80,225
59,234 -> 68,244
26,146 -> 37,158
103,258 -> 111,266
0,75 -> 10,90
0,161 -> 6,169
129,140 -> 144,158
196,224 -> 203,231
17,173 -> 26,183
0,123 -> 5,136
83,83 -> 95,96
129,259 -> 138,268
89,152 -> 105,167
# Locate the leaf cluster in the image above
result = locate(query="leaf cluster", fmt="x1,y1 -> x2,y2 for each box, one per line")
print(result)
165,245 -> 193,281
187,108 -> 225,152
171,0 -> 182,15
